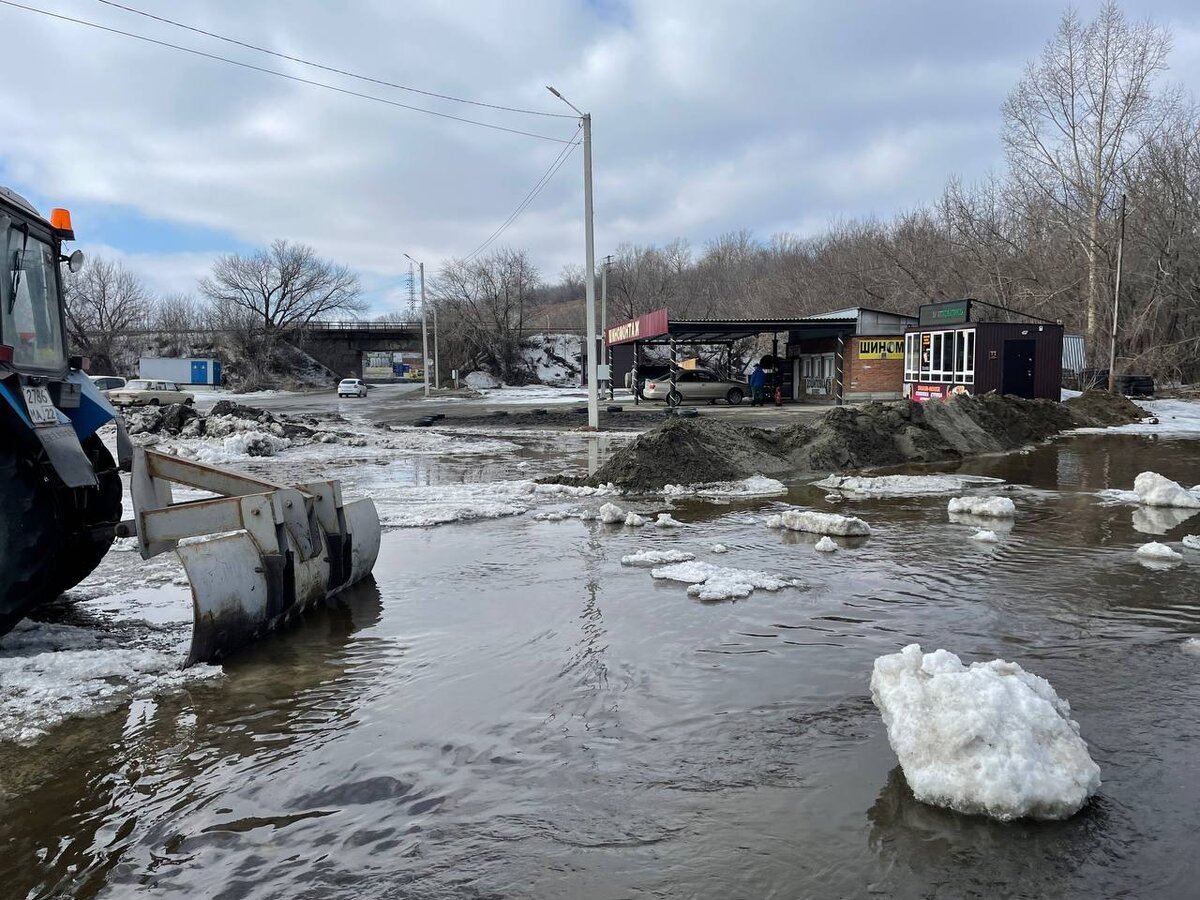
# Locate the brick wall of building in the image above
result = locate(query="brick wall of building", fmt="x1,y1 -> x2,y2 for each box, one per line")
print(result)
845,335 -> 904,399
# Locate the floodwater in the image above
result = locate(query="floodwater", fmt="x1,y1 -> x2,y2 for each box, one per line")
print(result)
3,432 -> 1200,898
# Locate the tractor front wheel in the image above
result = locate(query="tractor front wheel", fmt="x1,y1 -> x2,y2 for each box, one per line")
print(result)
0,444 -> 59,635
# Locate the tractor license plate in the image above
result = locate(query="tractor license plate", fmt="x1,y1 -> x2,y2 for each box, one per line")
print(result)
22,386 -> 58,426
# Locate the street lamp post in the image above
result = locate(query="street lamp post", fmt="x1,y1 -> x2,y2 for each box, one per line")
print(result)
547,85 -> 599,430
403,253 -> 431,398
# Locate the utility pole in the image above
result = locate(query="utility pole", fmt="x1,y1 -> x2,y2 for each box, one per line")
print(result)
1107,193 -> 1126,394
601,254 -> 612,400
433,305 -> 440,390
547,85 -> 599,430
404,253 -> 431,398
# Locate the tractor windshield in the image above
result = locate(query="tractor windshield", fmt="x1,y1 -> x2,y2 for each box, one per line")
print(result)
1,223 -> 65,371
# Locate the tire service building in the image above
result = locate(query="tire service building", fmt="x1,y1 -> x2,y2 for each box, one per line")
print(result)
903,299 -> 1064,402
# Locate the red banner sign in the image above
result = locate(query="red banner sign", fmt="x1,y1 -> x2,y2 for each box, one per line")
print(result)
605,308 -> 669,345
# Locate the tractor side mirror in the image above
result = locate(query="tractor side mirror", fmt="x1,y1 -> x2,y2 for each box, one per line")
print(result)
68,249 -> 85,273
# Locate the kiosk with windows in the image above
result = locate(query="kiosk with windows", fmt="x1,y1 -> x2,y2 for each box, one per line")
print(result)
903,299 -> 1063,402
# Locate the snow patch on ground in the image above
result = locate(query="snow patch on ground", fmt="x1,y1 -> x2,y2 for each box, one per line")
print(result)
870,643 -> 1101,821
814,536 -> 838,553
523,333 -> 581,385
0,621 -> 221,746
374,479 -> 615,528
767,509 -> 871,536
650,561 -> 798,601
620,549 -> 696,567
813,474 -> 1004,497
1072,398 -> 1200,437
948,496 -> 1016,518
1132,471 -> 1200,509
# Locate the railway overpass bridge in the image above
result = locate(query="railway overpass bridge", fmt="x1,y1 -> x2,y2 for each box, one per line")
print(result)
288,321 -> 425,378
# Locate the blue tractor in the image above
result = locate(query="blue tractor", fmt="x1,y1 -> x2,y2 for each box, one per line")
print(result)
0,186 -> 381,662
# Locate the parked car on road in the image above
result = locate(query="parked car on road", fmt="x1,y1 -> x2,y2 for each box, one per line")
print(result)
108,379 -> 195,407
338,378 -> 368,398
88,375 -> 126,396
642,369 -> 747,406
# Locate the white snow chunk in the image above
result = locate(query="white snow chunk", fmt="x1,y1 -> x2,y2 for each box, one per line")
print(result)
710,543 -> 730,554
577,508 -> 597,521
969,530 -> 1001,543
654,513 -> 685,528
598,502 -> 625,524
1135,541 -> 1183,562
814,474 -> 1004,497
532,511 -> 568,522
662,476 -> 787,498
624,512 -> 647,527
814,536 -> 838,553
1182,637 -> 1200,655
774,509 -> 871,536
1133,471 -> 1200,509
620,549 -> 696,567
464,370 -> 500,390
650,561 -> 796,601
947,496 -> 1016,518
870,643 -> 1101,821
765,514 -> 783,529
1183,535 -> 1200,550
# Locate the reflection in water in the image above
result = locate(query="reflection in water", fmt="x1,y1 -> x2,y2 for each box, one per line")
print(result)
3,432 -> 1200,898
1132,505 -> 1200,535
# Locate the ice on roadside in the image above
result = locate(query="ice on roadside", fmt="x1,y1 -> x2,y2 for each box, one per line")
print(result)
814,536 -> 838,553
769,509 -> 871,536
620,549 -> 696,567
0,621 -> 221,746
1133,472 -> 1200,509
654,513 -> 685,528
870,643 -> 1101,821
1135,541 -> 1183,562
970,530 -> 1000,543
948,496 -> 1016,518
814,474 -> 1004,497
649,560 -> 797,601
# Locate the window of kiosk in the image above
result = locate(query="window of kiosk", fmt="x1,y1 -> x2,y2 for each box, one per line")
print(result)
904,333 -> 920,381
954,329 -> 975,384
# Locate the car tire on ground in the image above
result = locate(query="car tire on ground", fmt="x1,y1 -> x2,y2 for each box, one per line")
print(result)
726,388 -> 744,405
149,398 -> 160,407
666,390 -> 683,407
185,398 -> 194,406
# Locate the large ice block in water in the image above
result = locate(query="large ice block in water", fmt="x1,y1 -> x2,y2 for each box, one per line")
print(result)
775,509 -> 871,536
947,496 -> 1016,518
1133,471 -> 1200,509
870,644 -> 1101,821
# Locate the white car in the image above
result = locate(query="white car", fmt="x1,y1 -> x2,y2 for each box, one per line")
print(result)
108,379 -> 195,407
338,378 -> 368,398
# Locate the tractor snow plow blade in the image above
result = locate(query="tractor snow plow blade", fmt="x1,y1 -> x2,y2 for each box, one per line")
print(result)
122,448 -> 381,666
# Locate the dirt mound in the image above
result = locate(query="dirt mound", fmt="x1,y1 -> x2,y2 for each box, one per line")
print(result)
1063,390 -> 1145,427
587,417 -> 792,491
582,393 -> 1093,491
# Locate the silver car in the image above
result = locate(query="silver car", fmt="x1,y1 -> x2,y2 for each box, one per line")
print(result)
642,369 -> 747,406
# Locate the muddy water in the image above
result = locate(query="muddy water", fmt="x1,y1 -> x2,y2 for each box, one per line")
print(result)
3,433 -> 1200,898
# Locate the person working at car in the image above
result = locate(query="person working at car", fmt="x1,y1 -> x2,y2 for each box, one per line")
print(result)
749,363 -> 767,406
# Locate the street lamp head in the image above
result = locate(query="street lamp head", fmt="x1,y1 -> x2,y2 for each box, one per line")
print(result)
546,85 -> 562,99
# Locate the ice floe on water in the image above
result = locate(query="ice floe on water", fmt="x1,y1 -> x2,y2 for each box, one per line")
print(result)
1184,535 -> 1200,550
654,513 -> 685,528
969,530 -> 1001,543
1132,472 -> 1200,509
625,512 -> 648,527
620,549 -> 696,567
662,476 -> 787,498
1135,541 -> 1183,563
870,643 -> 1101,821
1182,637 -> 1200,655
599,502 -> 625,524
813,473 -> 1005,497
710,543 -> 729,554
766,509 -> 871,536
947,496 -> 1016,518
0,621 -> 220,746
650,561 -> 798,601
814,536 -> 838,553
372,479 -> 615,528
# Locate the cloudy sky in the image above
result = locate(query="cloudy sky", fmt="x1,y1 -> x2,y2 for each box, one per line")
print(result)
2,0 -> 1199,316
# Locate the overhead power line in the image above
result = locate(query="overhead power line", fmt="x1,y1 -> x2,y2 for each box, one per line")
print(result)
92,0 -> 574,120
465,128 -> 581,261
0,0 -> 575,143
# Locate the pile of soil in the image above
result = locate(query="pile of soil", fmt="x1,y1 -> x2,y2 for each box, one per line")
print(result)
419,408 -> 646,432
124,401 -> 344,442
1062,390 -> 1146,427
585,393 -> 1111,491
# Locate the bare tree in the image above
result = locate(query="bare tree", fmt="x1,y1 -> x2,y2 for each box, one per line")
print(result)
1002,1 -> 1176,358
63,256 -> 152,373
199,240 -> 365,335
434,249 -> 540,381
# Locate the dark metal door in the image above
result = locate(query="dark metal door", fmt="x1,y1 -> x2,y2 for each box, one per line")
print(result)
1002,340 -> 1036,397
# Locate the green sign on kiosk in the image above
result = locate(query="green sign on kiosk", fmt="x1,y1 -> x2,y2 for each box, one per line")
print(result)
918,299 -> 971,327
